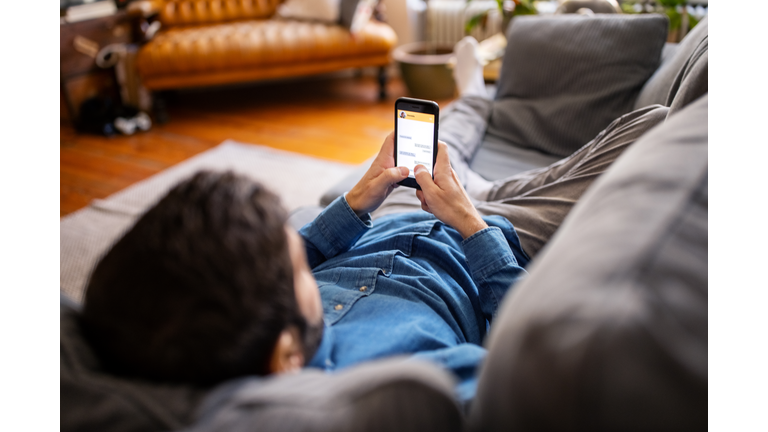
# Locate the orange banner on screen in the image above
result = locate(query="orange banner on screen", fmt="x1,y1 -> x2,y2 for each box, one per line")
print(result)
399,110 -> 434,123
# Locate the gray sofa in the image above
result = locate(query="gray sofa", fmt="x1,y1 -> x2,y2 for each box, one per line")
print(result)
61,14 -> 708,432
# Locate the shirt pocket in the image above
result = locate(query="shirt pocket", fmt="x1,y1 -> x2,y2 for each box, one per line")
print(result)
320,267 -> 382,326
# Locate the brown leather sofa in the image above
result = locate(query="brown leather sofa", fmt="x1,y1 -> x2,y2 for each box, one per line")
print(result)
129,0 -> 398,102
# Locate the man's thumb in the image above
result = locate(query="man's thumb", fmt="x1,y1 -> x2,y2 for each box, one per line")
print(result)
385,166 -> 409,183
414,165 -> 437,192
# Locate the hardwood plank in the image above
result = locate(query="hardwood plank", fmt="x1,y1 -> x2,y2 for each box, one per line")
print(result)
60,75 -> 456,217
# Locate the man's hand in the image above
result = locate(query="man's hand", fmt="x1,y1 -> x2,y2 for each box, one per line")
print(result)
414,141 -> 488,239
346,132 -> 410,216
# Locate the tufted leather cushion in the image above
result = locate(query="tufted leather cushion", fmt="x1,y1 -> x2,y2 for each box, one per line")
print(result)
156,0 -> 284,26
137,20 -> 396,81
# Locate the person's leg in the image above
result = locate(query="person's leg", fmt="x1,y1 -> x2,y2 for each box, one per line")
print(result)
475,105 -> 669,258
453,36 -> 489,99
372,95 -> 494,220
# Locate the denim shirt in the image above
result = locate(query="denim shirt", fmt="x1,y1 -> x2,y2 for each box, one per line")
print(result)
300,196 -> 529,401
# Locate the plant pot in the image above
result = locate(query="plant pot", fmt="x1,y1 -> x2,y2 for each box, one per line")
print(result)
393,42 -> 456,100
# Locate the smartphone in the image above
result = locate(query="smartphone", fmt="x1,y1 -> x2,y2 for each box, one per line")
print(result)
394,97 -> 440,190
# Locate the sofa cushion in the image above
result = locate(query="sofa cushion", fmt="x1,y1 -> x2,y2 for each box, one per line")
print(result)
188,358 -> 462,432
62,294 -> 463,432
469,134 -> 561,181
137,20 -> 396,79
634,17 -> 708,110
61,294 -> 206,432
667,34 -> 707,116
470,95 -> 708,431
487,14 -> 668,158
156,0 -> 282,27
276,0 -> 340,23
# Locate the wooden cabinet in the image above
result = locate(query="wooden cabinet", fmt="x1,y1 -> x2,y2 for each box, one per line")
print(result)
60,11 -> 131,120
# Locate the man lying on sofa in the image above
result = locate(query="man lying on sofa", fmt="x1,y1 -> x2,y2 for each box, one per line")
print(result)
80,97 -> 668,402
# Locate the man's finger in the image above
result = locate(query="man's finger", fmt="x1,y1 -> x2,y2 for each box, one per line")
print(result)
414,165 -> 439,194
378,132 -> 396,160
416,189 -> 427,208
383,166 -> 409,185
433,142 -> 452,179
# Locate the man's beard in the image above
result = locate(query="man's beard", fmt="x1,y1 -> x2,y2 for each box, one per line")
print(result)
300,318 -> 324,363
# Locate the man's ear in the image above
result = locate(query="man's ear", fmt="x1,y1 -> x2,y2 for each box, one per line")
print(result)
269,326 -> 305,374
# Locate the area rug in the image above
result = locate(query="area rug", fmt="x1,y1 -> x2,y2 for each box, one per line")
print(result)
61,140 -> 358,303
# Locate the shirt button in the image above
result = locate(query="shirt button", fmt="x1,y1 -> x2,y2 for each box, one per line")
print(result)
334,304 -> 343,310
359,286 -> 367,292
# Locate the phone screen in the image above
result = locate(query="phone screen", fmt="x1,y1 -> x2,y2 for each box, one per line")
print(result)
396,109 -> 436,178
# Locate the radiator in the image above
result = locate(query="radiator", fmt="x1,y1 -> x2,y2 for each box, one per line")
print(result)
426,0 -> 502,46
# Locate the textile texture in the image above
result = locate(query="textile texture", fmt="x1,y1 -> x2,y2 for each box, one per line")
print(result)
667,33 -> 708,116
375,102 -> 670,260
470,95 -> 708,432
301,196 -> 529,401
487,14 -> 668,157
61,141 -> 355,303
189,358 -> 461,432
634,17 -> 709,110
62,295 -> 462,432
61,297 -> 207,432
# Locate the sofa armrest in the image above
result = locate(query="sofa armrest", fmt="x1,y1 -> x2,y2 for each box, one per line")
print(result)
192,358 -> 463,432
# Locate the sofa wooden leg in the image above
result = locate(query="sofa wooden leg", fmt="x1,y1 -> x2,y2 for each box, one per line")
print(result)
378,66 -> 388,100
152,91 -> 170,125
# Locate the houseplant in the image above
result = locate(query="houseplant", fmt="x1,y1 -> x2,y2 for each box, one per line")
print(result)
620,0 -> 704,42
464,0 -> 537,36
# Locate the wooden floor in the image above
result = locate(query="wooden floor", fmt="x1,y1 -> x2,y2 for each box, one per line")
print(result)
60,75 -> 456,217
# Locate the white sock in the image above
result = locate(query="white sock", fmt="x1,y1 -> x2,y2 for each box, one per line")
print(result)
453,36 -> 488,98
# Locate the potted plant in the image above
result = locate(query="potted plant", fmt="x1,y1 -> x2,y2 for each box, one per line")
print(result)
393,41 -> 457,100
464,0 -> 537,36
393,0 -> 538,100
620,0 -> 704,42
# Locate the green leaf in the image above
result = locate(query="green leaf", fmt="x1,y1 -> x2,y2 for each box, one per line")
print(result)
511,0 -> 537,16
465,10 -> 490,34
658,0 -> 686,7
665,7 -> 682,30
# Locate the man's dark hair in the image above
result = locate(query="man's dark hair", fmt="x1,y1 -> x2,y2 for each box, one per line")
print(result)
81,171 -> 304,385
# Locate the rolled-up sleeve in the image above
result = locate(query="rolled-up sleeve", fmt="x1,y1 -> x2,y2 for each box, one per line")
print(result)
462,227 -> 527,323
298,196 -> 372,268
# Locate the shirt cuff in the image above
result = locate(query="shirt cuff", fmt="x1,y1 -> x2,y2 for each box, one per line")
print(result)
462,226 -> 518,282
312,195 -> 372,256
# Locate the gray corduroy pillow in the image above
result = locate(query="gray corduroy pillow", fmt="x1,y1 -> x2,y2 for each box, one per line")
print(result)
487,14 -> 669,157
